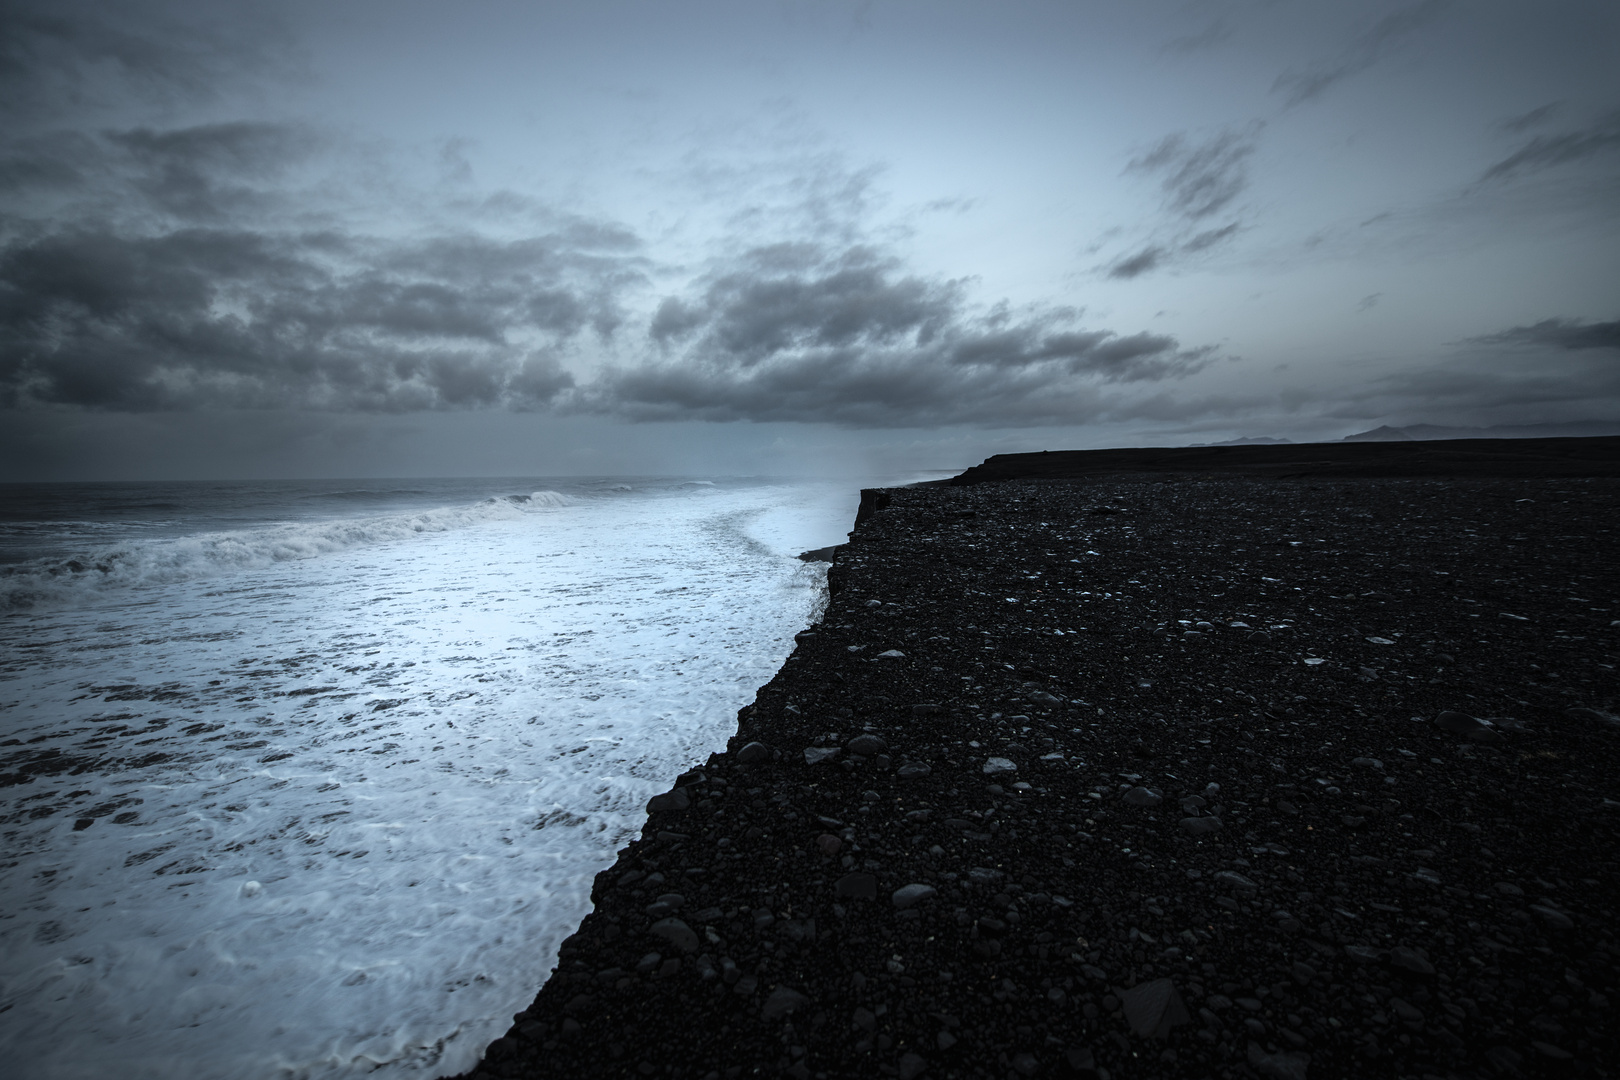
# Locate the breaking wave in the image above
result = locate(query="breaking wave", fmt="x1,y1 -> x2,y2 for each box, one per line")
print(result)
1,494 -> 574,612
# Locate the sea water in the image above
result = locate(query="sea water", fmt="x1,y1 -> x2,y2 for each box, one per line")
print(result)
0,476 -> 885,1079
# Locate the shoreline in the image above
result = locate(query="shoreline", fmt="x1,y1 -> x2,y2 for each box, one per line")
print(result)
453,446 -> 1618,1080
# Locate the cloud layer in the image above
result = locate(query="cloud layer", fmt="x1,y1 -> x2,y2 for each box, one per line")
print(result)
596,245 -> 1211,427
0,117 -> 1214,427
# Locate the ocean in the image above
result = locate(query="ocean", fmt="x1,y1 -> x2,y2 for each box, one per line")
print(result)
0,475 -> 902,1079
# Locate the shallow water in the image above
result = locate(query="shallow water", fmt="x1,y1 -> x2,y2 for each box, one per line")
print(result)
0,477 -> 863,1079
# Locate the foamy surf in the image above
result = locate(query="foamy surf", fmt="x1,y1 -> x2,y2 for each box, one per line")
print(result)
0,477 -> 860,1079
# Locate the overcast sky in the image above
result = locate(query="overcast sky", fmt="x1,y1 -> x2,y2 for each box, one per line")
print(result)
2,0 -> 1617,479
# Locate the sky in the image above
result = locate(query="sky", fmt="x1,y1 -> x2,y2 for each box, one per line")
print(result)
1,0 -> 1617,480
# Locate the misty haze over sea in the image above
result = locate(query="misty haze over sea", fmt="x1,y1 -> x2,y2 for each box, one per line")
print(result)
0,476 -> 878,1078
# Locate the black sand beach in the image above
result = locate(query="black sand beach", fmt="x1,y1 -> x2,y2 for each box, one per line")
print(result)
454,439 -> 1620,1080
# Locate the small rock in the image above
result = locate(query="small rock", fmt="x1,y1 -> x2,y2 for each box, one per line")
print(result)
892,883 -> 938,909
1291,962 -> 1316,985
1350,757 -> 1383,770
635,952 -> 662,974
1247,1042 -> 1310,1080
875,650 -> 906,659
912,703 -> 943,715
648,918 -> 699,954
1435,711 -> 1503,744
983,757 -> 1017,775
1181,816 -> 1222,835
1388,946 -> 1435,976
646,788 -> 691,812
1213,870 -> 1257,889
897,762 -> 932,780
1123,786 -> 1163,807
1530,904 -> 1574,930
804,747 -> 841,765
1028,690 -> 1064,705
1532,1041 -> 1574,1061
1344,945 -> 1382,963
1567,706 -> 1620,728
1120,977 -> 1192,1038
966,866 -> 1004,884
898,1052 -> 929,1080
848,734 -> 888,756
1390,998 -> 1423,1022
816,834 -> 843,856
736,741 -> 772,763
761,986 -> 809,1020
1495,881 -> 1524,896
1011,1052 -> 1039,1076
835,873 -> 879,900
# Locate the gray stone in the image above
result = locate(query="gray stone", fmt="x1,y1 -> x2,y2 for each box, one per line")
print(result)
736,741 -> 772,763
635,952 -> 662,974
875,650 -> 907,659
835,873 -> 878,900
1123,786 -> 1163,807
1530,904 -> 1574,930
1121,977 -> 1192,1038
848,734 -> 888,756
1290,961 -> 1317,985
983,757 -> 1017,775
1435,711 -> 1503,743
646,787 -> 691,813
1350,757 -> 1383,770
897,762 -> 932,780
648,918 -> 699,954
911,704 -> 943,716
898,1052 -> 929,1080
1567,706 -> 1620,728
1213,870 -> 1258,889
1181,816 -> 1222,835
761,986 -> 809,1020
1388,946 -> 1435,975
1028,691 -> 1064,705
966,866 -> 1004,884
804,747 -> 841,765
1247,1043 -> 1310,1080
892,883 -> 938,909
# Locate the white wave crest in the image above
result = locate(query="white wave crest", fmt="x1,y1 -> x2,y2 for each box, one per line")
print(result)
1,497 -> 549,612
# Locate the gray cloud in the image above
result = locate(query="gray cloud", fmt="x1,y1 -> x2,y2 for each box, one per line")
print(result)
1272,1 -> 1448,107
1497,103 -> 1561,134
1106,246 -> 1164,280
1481,112 -> 1620,181
0,0 -> 287,121
586,246 -> 1213,427
1469,316 -> 1620,352
1127,128 -> 1257,221
1107,127 -> 1257,278
0,220 -> 645,411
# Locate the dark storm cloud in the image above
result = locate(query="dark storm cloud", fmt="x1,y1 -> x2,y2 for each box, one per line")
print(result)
0,221 -> 647,411
1469,317 -> 1620,352
0,0 -> 285,119
1272,1 -> 1448,107
586,246 -> 1213,428
1107,127 -> 1257,278
1481,112 -> 1620,181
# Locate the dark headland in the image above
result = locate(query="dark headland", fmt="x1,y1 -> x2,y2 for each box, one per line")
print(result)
453,437 -> 1620,1080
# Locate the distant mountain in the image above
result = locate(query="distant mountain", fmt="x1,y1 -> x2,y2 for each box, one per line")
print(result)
1186,436 -> 1294,447
1343,421 -> 1620,442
